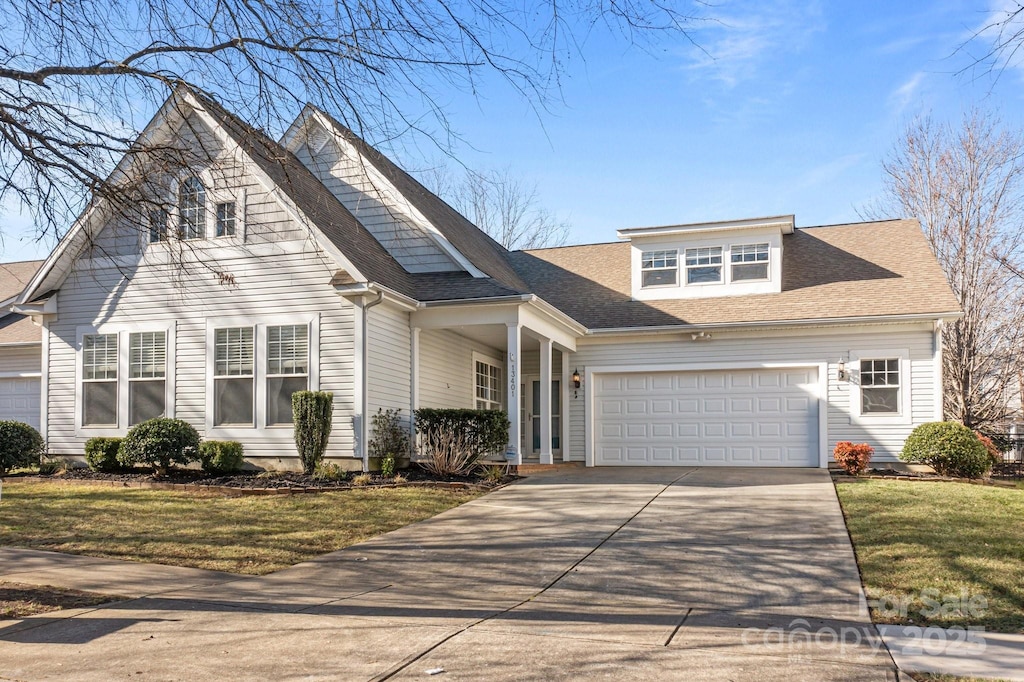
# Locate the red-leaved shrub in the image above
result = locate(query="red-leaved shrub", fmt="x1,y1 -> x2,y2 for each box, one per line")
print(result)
833,441 -> 874,475
973,431 -> 1003,466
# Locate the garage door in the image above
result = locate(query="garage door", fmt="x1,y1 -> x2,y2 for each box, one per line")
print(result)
594,368 -> 818,466
0,377 -> 41,430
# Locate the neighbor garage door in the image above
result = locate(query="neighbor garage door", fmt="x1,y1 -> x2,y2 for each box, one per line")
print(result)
0,377 -> 41,430
594,368 -> 818,466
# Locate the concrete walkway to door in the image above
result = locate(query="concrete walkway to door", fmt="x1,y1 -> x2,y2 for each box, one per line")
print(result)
0,468 -> 898,681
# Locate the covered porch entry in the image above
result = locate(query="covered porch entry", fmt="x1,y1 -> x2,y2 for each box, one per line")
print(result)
411,298 -> 583,465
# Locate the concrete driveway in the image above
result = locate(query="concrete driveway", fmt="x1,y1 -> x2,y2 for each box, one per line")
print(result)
0,468 -> 897,680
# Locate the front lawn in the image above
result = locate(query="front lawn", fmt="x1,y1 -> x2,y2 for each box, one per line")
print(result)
836,480 -> 1024,633
0,481 -> 482,574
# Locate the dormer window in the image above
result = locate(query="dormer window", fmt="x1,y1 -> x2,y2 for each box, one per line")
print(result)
641,250 -> 678,287
731,243 -> 769,281
684,247 -> 723,284
178,176 -> 206,240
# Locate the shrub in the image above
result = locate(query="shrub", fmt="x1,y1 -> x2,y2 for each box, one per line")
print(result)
0,421 -> 44,475
351,473 -> 372,486
85,437 -> 123,472
479,463 -> 508,483
37,459 -> 66,475
381,455 -> 396,478
370,408 -> 410,459
293,391 -> 333,475
974,431 -> 1003,467
117,418 -> 200,474
418,428 -> 477,476
832,442 -> 874,476
900,421 -> 992,479
414,408 -> 509,462
313,461 -> 346,481
199,440 -> 244,474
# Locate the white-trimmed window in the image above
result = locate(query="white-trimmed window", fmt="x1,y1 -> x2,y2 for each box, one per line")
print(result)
684,247 -> 723,284
178,176 -> 206,240
266,325 -> 309,425
215,201 -> 236,238
641,250 -> 678,287
82,334 -> 118,426
475,358 -> 502,411
731,243 -> 769,281
860,358 -> 900,414
128,331 -> 167,425
214,327 -> 254,426
148,209 -> 169,243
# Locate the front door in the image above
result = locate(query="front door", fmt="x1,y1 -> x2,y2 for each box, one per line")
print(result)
523,375 -> 562,456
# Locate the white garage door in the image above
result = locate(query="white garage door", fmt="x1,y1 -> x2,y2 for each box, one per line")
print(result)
595,368 -> 818,466
0,377 -> 41,430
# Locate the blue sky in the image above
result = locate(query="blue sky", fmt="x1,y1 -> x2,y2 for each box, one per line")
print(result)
3,0 -> 1023,260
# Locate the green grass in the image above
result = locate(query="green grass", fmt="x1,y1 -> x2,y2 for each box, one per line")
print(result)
836,480 -> 1024,633
0,481 -> 482,575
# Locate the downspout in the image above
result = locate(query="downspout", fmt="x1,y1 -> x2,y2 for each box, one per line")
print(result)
360,290 -> 385,472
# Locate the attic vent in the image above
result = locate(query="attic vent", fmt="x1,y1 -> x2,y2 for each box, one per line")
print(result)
307,127 -> 331,154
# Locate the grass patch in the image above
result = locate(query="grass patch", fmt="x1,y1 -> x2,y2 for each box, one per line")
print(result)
1,581 -> 121,619
0,481 -> 482,575
836,480 -> 1024,633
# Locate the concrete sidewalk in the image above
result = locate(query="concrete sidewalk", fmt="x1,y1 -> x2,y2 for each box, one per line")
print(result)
880,624 -> 1024,682
2,468 -> 898,680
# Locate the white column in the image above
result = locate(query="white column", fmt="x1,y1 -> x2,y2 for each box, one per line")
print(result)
507,323 -> 522,465
410,326 -> 420,442
561,350 -> 571,462
539,336 -> 553,465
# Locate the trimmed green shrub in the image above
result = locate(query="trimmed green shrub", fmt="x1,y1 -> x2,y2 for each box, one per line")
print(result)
414,408 -> 509,461
85,437 -> 123,472
293,391 -> 333,475
0,420 -> 44,475
900,421 -> 992,479
118,418 -> 200,474
370,408 -> 410,475
199,440 -> 244,474
833,441 -> 874,476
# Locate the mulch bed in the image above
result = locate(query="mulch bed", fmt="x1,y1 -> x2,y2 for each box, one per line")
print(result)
5,466 -> 518,495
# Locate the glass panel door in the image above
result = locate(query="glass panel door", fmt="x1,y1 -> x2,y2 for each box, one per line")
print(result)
531,380 -> 541,452
520,381 -> 527,451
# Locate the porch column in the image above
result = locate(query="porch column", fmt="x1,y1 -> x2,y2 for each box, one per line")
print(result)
410,326 -> 420,440
507,323 -> 522,465
539,336 -> 553,465
561,350 -> 571,462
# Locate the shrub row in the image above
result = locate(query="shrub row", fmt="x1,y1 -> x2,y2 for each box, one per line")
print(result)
414,408 -> 509,460
85,418 -> 242,475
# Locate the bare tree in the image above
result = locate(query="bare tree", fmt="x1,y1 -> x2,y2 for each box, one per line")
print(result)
0,0 -> 706,244
959,3 -> 1024,80
428,166 -> 569,250
865,110 -> 1024,428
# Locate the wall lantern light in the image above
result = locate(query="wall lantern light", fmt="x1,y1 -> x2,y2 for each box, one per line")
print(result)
572,368 -> 581,398
837,359 -> 848,382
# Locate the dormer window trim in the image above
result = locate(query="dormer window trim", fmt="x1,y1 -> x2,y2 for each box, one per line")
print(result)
684,246 -> 723,285
146,172 -> 246,247
640,249 -> 678,288
730,242 -> 770,282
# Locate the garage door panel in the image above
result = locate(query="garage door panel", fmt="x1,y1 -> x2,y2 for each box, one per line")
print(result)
595,368 -> 818,467
0,377 -> 41,430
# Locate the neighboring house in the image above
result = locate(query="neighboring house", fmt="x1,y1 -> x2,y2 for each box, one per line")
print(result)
13,89 -> 961,470
0,260 -> 44,428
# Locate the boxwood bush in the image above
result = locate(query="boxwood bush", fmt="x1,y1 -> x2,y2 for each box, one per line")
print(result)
899,421 -> 992,479
199,440 -> 244,474
85,437 -> 123,472
414,408 -> 510,461
0,420 -> 44,475
117,417 -> 200,474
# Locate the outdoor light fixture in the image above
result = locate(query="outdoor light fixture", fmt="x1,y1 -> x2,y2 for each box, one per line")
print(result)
572,368 -> 581,398
837,359 -> 848,382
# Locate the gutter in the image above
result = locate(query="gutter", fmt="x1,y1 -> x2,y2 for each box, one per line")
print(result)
360,290 -> 385,472
584,311 -> 964,336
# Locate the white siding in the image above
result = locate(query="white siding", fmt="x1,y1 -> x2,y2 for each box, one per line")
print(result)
367,302 -> 412,425
293,137 -> 460,273
0,344 -> 41,374
418,329 -> 503,409
569,322 -> 938,463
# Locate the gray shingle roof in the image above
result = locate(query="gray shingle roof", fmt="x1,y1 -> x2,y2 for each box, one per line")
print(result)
509,219 -> 960,329
0,260 -> 43,344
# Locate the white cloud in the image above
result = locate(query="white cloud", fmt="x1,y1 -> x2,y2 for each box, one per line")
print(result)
888,72 -> 927,115
684,0 -> 826,88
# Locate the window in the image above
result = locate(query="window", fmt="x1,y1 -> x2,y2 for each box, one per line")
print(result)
178,176 -> 206,240
641,250 -> 678,287
860,358 -> 900,414
82,334 -> 118,426
266,325 -> 309,425
684,247 -> 723,284
129,331 -> 166,425
214,327 -> 254,426
475,359 -> 502,410
148,209 -> 168,243
216,201 -> 236,237
731,243 -> 769,281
